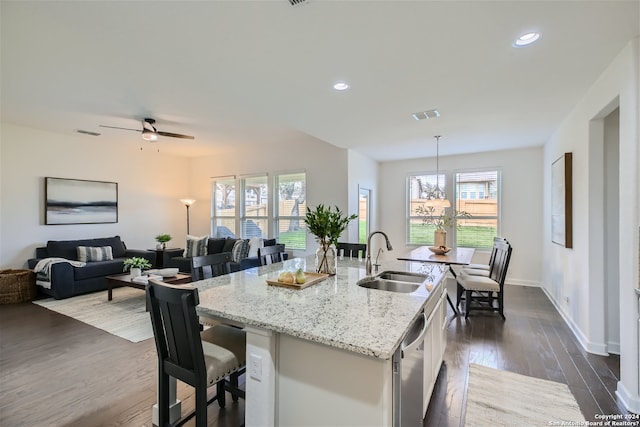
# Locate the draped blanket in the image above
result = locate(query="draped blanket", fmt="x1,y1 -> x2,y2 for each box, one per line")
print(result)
33,258 -> 86,289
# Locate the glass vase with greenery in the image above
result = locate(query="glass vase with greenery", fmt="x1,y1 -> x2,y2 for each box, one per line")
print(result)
415,204 -> 471,247
305,204 -> 357,274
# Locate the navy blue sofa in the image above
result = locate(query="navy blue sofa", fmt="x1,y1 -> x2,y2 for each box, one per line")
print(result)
166,237 -> 286,274
27,236 -> 155,300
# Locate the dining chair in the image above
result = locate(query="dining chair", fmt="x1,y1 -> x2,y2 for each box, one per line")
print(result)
336,242 -> 367,260
460,236 -> 508,276
456,240 -> 512,320
258,244 -> 286,266
191,252 -> 233,281
146,280 -> 246,427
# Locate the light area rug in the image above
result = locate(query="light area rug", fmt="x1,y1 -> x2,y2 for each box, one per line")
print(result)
465,363 -> 585,426
33,287 -> 153,343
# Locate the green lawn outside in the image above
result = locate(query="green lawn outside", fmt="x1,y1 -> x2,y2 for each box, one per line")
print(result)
359,220 -> 367,244
409,225 -> 496,248
280,224 -> 496,250
278,230 -> 306,250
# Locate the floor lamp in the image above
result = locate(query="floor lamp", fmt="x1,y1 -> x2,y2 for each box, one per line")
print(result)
180,199 -> 196,235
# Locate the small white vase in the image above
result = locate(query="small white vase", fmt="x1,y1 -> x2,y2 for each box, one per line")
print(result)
434,229 -> 447,248
130,267 -> 142,278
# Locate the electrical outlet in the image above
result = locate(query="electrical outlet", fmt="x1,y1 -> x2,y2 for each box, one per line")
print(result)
249,353 -> 262,381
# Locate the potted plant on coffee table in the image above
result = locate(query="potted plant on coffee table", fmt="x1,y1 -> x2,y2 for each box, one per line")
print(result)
123,257 -> 152,278
305,204 -> 357,275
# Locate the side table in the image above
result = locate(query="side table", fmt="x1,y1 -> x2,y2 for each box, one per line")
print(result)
148,248 -> 183,268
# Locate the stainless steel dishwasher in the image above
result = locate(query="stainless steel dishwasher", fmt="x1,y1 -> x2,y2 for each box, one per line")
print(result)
392,310 -> 428,427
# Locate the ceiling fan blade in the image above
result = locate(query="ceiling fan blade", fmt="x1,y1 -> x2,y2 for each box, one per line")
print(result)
157,131 -> 195,140
99,125 -> 141,132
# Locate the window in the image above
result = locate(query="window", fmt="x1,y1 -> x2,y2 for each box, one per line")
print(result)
407,173 -> 447,245
211,177 -> 237,238
454,170 -> 500,249
275,172 -> 306,250
241,175 -> 268,239
359,187 -> 371,244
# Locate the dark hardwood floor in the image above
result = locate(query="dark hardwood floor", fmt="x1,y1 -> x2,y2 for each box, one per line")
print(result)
0,282 -> 630,427
424,280 -> 630,426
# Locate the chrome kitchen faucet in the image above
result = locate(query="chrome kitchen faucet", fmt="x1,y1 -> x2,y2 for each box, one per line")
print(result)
365,231 -> 393,275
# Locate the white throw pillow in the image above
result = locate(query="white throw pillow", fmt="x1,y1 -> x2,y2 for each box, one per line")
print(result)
184,235 -> 209,258
247,237 -> 264,258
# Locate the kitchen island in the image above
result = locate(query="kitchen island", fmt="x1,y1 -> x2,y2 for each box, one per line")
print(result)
192,255 -> 448,426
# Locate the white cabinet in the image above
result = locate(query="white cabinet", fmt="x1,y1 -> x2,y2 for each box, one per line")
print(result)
277,334 -> 394,426
423,286 -> 447,415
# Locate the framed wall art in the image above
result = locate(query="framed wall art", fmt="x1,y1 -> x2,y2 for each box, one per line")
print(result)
551,153 -> 573,248
45,177 -> 118,225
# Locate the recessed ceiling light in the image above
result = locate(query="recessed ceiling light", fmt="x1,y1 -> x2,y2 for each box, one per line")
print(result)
333,81 -> 350,91
514,32 -> 541,47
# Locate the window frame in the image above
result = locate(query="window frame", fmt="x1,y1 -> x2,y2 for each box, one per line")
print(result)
452,168 -> 502,250
274,171 -> 307,251
239,173 -> 269,239
406,171 -> 449,246
210,176 -> 237,238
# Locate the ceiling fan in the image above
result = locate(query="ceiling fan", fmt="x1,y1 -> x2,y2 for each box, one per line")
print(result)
99,118 -> 195,141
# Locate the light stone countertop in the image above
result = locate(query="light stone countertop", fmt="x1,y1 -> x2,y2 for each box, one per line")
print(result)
193,255 -> 447,360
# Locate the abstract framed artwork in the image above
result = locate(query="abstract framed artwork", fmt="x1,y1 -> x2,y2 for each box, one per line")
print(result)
45,177 -> 118,225
551,153 -> 573,248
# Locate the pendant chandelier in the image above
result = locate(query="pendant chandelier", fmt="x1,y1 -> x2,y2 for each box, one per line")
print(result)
426,135 -> 451,208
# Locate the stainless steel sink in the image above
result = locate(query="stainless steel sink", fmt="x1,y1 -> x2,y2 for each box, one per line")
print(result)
357,271 -> 428,293
377,271 -> 427,283
357,279 -> 419,293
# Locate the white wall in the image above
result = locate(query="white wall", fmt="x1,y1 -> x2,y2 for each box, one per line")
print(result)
347,149 -> 378,243
0,123 -> 190,268
379,146 -> 543,286
542,38 -> 639,413
188,134 -> 349,256
604,108 -> 620,354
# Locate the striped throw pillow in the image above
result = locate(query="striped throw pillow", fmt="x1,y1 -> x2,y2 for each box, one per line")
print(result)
184,235 -> 209,258
77,246 -> 114,262
231,239 -> 250,263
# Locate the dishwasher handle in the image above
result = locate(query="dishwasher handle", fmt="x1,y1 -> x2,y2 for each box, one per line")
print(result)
401,311 -> 429,354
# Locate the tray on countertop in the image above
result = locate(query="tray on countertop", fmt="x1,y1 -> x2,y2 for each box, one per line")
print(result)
266,272 -> 330,290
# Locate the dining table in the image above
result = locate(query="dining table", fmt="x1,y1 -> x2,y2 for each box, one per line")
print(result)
397,246 -> 476,315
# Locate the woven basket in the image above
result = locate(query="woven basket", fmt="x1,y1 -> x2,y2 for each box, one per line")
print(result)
0,269 -> 37,304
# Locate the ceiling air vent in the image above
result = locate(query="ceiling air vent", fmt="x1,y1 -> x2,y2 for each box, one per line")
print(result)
288,0 -> 310,5
411,109 -> 440,121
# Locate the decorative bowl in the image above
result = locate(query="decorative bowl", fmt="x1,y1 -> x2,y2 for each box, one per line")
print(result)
428,246 -> 451,255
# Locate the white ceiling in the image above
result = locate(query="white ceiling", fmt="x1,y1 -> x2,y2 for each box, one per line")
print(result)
1,1 -> 638,161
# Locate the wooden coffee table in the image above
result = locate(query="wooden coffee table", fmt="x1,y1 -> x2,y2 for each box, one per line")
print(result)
106,272 -> 192,303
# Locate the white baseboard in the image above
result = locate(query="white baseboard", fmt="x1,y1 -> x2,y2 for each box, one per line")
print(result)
540,287 -> 608,356
607,341 -> 620,355
616,381 -> 640,414
505,279 -> 540,287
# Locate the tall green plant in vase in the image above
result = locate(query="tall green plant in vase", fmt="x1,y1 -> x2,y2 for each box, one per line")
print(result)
305,204 -> 357,275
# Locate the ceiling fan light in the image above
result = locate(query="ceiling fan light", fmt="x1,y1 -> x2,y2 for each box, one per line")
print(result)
142,129 -> 158,142
514,32 -> 541,47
